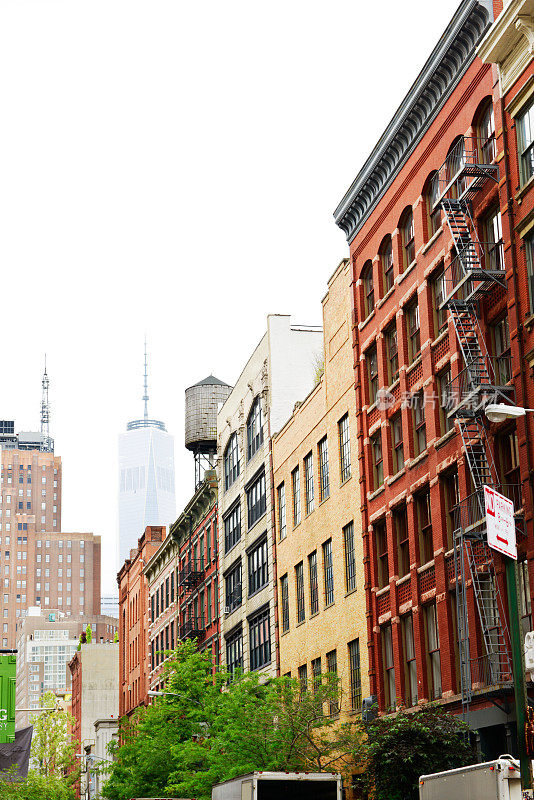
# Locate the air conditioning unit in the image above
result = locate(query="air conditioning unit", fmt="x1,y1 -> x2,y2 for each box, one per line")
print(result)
224,606 -> 231,615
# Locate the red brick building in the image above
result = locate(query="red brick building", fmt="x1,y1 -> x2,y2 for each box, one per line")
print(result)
143,470 -> 219,690
117,525 -> 165,717
335,0 -> 534,758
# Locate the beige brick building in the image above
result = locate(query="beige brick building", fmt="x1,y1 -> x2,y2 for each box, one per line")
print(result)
272,260 -> 369,717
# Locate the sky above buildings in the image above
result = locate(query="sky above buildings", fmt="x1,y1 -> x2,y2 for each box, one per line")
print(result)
0,0 -> 462,593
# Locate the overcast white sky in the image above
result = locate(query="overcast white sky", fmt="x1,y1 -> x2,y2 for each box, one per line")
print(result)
0,0 -> 463,595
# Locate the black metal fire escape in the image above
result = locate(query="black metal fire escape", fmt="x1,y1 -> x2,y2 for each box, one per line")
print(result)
177,515 -> 206,643
436,136 -> 516,722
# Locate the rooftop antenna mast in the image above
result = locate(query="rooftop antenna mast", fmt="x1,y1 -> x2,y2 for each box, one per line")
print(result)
143,338 -> 149,423
40,356 -> 52,452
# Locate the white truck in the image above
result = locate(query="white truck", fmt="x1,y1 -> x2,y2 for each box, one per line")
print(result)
212,771 -> 343,800
419,757 -> 521,800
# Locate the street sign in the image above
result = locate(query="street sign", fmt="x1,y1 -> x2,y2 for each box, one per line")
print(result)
484,485 -> 517,560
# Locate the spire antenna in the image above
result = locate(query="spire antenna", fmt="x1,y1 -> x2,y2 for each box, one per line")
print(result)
40,355 -> 52,452
143,338 -> 149,422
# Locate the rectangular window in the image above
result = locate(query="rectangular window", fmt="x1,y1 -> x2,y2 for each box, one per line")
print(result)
343,521 -> 357,593
277,483 -> 286,540
206,583 -> 212,625
412,390 -> 426,456
518,559 -> 532,641
280,574 -> 289,633
311,657 -> 322,696
298,663 -> 308,692
326,649 -> 338,716
525,231 -> 534,314
308,551 -> 319,616
517,99 -> 534,185
406,299 -> 420,365
338,415 -> 351,483
371,431 -> 383,490
224,504 -> 241,553
416,489 -> 433,565
226,628 -> 243,680
438,367 -> 453,435
425,602 -> 442,699
322,539 -> 334,607
249,607 -> 271,671
402,613 -> 418,707
367,345 -> 379,405
432,267 -> 448,337
382,623 -> 396,711
248,537 -> 268,595
247,471 -> 266,528
348,638 -> 362,710
199,535 -> 205,570
292,467 -> 301,526
225,562 -> 242,613
375,521 -> 389,590
295,562 -> 305,624
394,506 -> 410,579
485,208 -> 504,271
385,324 -> 399,385
442,468 -> 459,551
304,452 -> 315,515
391,414 -> 404,473
491,316 -> 512,385
318,437 -> 330,502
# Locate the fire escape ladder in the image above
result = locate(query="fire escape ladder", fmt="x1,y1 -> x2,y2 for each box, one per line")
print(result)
437,145 -> 514,723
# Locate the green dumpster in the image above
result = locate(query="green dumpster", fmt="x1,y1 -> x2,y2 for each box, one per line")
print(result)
0,650 -> 16,743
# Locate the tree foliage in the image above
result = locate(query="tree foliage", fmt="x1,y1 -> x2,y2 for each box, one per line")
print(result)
103,641 -> 349,800
30,691 -> 79,790
350,705 -> 476,800
0,769 -> 75,800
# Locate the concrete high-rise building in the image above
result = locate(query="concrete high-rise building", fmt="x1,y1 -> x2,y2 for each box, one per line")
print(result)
0,427 -> 62,648
118,345 -> 176,568
15,606 -> 118,729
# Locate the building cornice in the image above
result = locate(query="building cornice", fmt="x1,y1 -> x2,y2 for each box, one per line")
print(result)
477,0 -> 534,93
333,0 -> 492,244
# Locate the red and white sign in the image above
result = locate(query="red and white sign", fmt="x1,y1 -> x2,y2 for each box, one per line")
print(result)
484,485 -> 516,560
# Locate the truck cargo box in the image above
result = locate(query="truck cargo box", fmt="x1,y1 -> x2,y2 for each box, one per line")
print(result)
419,758 -> 521,800
212,771 -> 342,800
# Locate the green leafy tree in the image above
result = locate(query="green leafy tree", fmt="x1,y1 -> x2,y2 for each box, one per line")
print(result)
85,625 -> 92,643
0,768 -> 75,800
349,705 -> 475,800
30,691 -> 80,791
103,641 -> 352,800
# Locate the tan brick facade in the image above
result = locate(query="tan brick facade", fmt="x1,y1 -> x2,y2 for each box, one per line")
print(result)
272,260 -> 369,719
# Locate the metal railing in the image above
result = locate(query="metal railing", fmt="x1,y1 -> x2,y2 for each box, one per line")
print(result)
470,653 -> 513,688
440,241 -> 506,308
179,620 -> 205,642
444,355 -> 513,410
436,135 -> 498,202
453,484 -> 524,533
179,560 -> 204,588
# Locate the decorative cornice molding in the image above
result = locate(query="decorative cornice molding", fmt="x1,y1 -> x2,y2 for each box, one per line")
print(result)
333,1 -> 492,244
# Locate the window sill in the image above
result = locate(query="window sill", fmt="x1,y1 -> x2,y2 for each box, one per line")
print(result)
367,485 -> 385,501
305,508 -> 315,519
345,587 -> 358,598
375,585 -> 389,597
420,227 -> 443,256
396,573 -> 411,586
406,354 -> 423,376
248,584 -> 268,600
359,310 -> 375,331
319,494 -> 330,507
324,602 -> 335,610
310,611 -> 320,619
340,475 -> 352,488
224,540 -> 242,559
407,450 -> 428,470
515,172 -> 534,203
524,311 -> 534,332
248,510 -> 267,532
417,559 -> 435,573
431,328 -> 449,349
397,258 -> 417,285
296,620 -> 306,629
387,468 -> 405,486
434,428 -> 456,450
377,286 -> 395,309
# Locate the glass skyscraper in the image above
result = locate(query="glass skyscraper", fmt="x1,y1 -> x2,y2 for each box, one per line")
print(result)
118,419 -> 175,569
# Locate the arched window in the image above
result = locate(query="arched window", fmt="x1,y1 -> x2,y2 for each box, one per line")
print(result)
247,397 -> 263,461
380,237 -> 394,294
224,433 -> 240,490
400,208 -> 415,270
425,171 -> 441,239
477,100 -> 495,164
362,261 -> 374,318
446,136 -> 466,198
